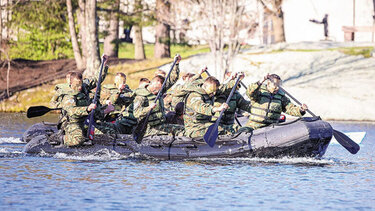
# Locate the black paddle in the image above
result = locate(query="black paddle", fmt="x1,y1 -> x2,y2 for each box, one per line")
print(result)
273,82 -> 360,154
87,55 -> 107,141
204,69 -> 242,127
133,54 -> 180,144
204,75 -> 242,147
27,106 -> 61,118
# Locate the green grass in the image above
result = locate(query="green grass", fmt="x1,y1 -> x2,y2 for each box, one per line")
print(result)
334,47 -> 374,58
100,43 -> 210,59
251,46 -> 374,58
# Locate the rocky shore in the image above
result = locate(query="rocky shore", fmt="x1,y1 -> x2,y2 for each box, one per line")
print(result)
167,42 -> 375,121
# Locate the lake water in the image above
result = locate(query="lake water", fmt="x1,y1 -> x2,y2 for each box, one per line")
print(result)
0,113 -> 374,210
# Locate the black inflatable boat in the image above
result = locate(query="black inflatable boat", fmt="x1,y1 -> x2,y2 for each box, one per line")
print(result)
22,117 -> 333,159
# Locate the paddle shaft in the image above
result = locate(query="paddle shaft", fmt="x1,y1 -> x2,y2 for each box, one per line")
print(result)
133,55 -> 180,143
204,70 -> 242,126
87,56 -> 107,140
278,86 -> 316,117
205,76 -> 242,146
217,76 -> 242,127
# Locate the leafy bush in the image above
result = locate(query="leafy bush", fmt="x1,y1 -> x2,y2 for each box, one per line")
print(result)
9,1 -> 73,60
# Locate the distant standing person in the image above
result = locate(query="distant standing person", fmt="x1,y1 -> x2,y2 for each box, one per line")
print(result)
310,14 -> 329,40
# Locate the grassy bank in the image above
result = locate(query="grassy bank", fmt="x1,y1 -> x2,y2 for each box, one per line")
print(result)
0,44 -> 209,112
250,46 -> 374,58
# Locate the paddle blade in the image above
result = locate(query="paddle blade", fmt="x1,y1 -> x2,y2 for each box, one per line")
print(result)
204,123 -> 219,147
27,106 -> 51,118
132,117 -> 147,144
333,129 -> 360,154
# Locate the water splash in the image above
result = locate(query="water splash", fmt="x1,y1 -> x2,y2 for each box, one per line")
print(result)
0,137 -> 24,144
195,156 -> 336,166
52,148 -> 131,161
0,147 -> 23,157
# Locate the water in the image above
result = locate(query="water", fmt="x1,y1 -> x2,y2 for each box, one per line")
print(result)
0,113 -> 374,210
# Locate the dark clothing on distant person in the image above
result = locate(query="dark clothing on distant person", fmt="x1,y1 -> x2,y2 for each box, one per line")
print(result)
310,14 -> 329,39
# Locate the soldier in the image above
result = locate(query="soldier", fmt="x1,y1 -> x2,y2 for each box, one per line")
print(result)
101,72 -> 133,122
167,67 -> 206,110
133,55 -> 183,137
138,78 -> 150,88
183,74 -> 240,138
245,74 -> 308,130
50,57 -> 109,109
59,72 -> 114,146
50,71 -> 74,108
213,72 -> 251,134
154,69 -> 166,77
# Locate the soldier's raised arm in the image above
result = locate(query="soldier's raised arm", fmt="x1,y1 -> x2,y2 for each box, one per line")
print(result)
164,55 -> 181,91
246,74 -> 269,100
83,56 -> 109,92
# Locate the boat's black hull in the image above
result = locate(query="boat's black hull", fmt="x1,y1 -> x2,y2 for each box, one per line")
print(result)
23,117 -> 332,160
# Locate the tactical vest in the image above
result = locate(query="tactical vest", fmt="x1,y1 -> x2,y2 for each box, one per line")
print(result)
185,87 -> 214,125
52,83 -> 72,108
135,87 -> 166,127
101,84 -> 133,117
214,91 -> 241,125
249,85 -> 284,124
63,91 -> 91,124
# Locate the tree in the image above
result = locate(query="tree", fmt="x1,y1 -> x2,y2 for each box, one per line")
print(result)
9,1 -> 72,60
84,0 -> 100,78
102,0 -> 120,57
259,0 -> 285,43
66,0 -> 100,77
154,0 -> 171,58
67,0 -> 84,69
372,0 -> 375,57
133,0 -> 146,60
180,0 -> 258,80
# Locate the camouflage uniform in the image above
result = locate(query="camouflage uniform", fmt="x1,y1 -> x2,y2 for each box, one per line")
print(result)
183,79 -> 237,138
96,89 -> 137,135
168,74 -> 203,109
82,66 -> 109,97
213,91 -> 252,134
50,83 -> 71,108
245,82 -> 305,129
133,64 -> 184,137
100,84 -> 133,122
60,90 -> 104,146
57,66 -> 109,146
50,66 -> 109,129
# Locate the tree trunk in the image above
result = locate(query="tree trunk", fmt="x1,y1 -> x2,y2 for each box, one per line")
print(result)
134,25 -> 145,60
103,0 -> 119,57
154,0 -> 170,58
83,0 -> 100,78
67,0 -> 84,70
0,3 -> 2,60
270,7 -> 285,43
372,0 -> 375,56
77,0 -> 87,66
